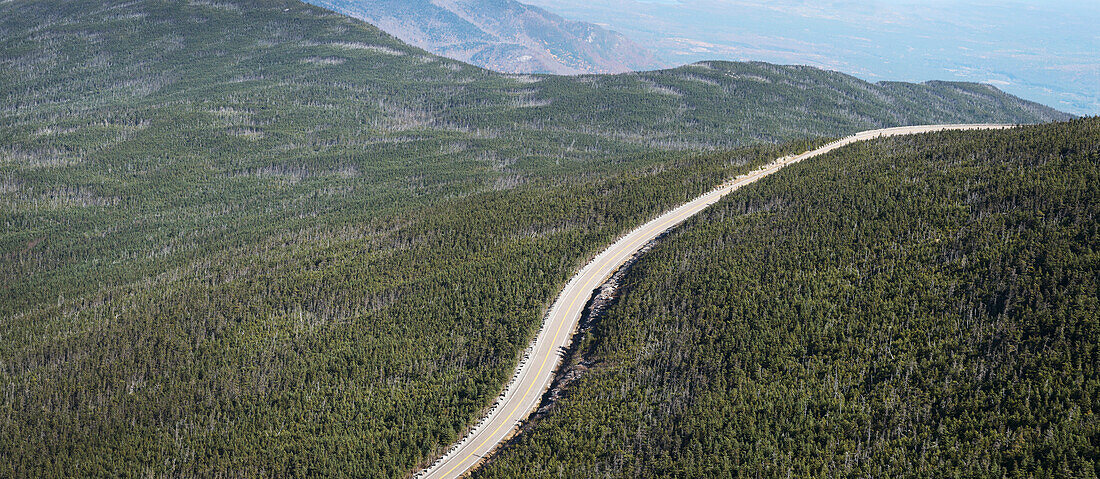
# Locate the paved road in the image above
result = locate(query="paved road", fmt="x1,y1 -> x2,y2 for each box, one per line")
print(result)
415,123 -> 1017,479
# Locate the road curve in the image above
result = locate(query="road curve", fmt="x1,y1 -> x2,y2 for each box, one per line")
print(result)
415,123 -> 1017,479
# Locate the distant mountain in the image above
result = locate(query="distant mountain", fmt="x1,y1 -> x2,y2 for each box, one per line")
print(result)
522,0 -> 1100,115
304,0 -> 668,74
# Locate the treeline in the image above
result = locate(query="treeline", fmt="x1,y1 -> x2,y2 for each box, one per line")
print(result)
477,118 -> 1100,478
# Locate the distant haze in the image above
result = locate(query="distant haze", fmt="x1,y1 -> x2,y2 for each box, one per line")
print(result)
522,0 -> 1099,115
304,0 -> 666,75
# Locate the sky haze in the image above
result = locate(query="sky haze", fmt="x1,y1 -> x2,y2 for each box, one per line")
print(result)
523,0 -> 1099,114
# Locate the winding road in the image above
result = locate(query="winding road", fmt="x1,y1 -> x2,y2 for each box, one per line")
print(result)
415,124 -> 1017,479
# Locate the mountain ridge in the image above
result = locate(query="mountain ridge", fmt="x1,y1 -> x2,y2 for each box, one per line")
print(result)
304,0 -> 668,74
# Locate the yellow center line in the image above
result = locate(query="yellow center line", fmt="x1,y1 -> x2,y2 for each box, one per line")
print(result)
435,164 -> 767,478
437,246 -> 605,476
426,125 -> 1016,478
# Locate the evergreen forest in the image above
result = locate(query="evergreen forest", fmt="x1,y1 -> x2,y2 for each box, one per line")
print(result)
478,119 -> 1100,478
0,0 -> 1080,476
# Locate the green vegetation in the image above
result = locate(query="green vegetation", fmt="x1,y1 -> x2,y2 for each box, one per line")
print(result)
477,119 -> 1100,478
0,0 -> 1074,476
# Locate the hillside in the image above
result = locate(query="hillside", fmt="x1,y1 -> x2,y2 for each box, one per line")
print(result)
477,119 -> 1100,478
0,0 -> 1075,476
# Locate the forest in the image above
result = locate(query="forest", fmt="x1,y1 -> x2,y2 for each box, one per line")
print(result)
0,0 -> 1078,476
477,119 -> 1100,478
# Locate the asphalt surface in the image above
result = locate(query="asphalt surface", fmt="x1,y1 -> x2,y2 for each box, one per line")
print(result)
415,123 -> 1017,479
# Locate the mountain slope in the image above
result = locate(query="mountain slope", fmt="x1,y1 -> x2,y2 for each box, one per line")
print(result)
527,62 -> 1071,148
477,118 -> 1100,478
304,0 -> 667,74
0,0 -> 1075,476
